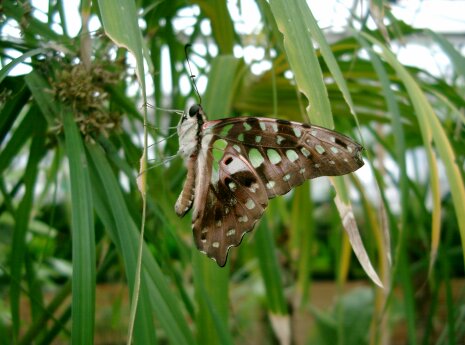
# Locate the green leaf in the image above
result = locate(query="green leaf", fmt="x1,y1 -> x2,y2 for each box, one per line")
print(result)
87,144 -> 194,345
269,0 -> 333,128
98,0 -> 147,94
0,109 -> 35,176
0,48 -> 45,84
195,0 -> 235,54
428,30 -> 465,83
269,0 -> 382,287
62,110 -> 96,345
10,111 -> 47,339
364,33 -> 465,269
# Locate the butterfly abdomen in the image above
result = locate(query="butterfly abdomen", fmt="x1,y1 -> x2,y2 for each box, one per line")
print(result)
175,156 -> 196,217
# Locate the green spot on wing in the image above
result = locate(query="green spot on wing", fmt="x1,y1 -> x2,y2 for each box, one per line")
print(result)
293,127 -> 302,137
238,133 -> 244,141
286,149 -> 299,162
220,124 -> 234,137
249,148 -> 265,168
213,139 -> 228,150
213,139 -> 227,162
267,149 -> 282,164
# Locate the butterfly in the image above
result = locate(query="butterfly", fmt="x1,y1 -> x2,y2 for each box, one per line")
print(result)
175,104 -> 364,266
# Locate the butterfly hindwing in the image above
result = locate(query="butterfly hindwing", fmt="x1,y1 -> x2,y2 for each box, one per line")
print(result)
192,144 -> 269,266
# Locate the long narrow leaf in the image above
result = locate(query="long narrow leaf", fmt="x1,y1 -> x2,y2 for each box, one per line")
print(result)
269,0 -> 333,128
87,144 -> 194,345
9,112 -> 46,340
62,110 -> 96,345
364,34 -> 465,269
269,0 -> 382,287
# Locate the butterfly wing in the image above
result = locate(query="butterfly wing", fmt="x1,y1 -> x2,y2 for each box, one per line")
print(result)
191,117 -> 364,265
207,117 -> 364,197
192,144 -> 269,266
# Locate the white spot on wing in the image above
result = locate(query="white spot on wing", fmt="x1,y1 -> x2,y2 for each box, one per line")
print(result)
266,181 -> 276,189
238,215 -> 248,223
245,198 -> 256,210
249,182 -> 259,193
301,147 -> 311,157
212,242 -> 220,248
228,181 -> 237,191
226,229 -> 236,237
315,144 -> 325,154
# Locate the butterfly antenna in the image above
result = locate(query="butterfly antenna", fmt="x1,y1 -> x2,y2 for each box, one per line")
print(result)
184,44 -> 202,105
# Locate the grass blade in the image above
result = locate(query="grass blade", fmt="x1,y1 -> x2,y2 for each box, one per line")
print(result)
364,33 -> 465,269
9,111 -> 46,340
428,30 -> 465,83
269,0 -> 382,287
98,0 -> 147,91
62,110 -> 96,345
269,0 -> 333,128
87,144 -> 195,345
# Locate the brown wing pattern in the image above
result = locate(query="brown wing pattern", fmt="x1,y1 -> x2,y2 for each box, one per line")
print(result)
192,117 -> 364,265
192,145 -> 269,266
206,117 -> 364,198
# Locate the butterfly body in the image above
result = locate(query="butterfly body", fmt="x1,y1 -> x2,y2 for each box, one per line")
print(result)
176,104 -> 364,266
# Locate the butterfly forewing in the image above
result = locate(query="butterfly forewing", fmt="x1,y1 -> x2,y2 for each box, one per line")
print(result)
177,105 -> 364,266
207,117 -> 364,197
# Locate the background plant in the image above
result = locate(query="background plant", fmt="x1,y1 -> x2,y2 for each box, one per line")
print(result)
1,0 -> 464,344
